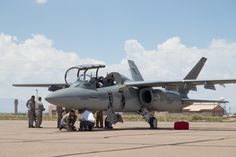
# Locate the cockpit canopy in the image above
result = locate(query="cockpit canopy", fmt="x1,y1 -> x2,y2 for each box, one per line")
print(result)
64,64 -> 129,89
77,74 -> 93,82
64,64 -> 105,86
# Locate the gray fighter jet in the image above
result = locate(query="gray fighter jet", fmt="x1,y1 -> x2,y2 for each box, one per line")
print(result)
13,57 -> 236,129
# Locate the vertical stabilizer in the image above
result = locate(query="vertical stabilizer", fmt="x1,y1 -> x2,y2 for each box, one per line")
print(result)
179,57 -> 207,97
128,60 -> 144,81
184,57 -> 207,80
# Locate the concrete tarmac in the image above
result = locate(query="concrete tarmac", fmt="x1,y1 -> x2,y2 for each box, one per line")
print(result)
0,120 -> 236,157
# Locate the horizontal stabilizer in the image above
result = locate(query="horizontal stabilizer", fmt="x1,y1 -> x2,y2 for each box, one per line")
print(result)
181,98 -> 228,104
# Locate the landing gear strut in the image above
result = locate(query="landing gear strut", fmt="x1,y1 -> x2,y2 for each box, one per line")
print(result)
106,91 -> 124,129
149,117 -> 157,129
138,108 -> 157,129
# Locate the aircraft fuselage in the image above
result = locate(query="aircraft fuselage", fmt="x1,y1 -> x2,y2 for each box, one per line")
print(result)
45,84 -> 183,113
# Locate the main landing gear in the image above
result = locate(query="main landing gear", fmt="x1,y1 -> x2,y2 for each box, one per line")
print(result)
149,117 -> 157,129
138,108 -> 157,129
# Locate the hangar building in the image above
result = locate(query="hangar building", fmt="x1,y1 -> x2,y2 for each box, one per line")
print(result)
183,103 -> 225,116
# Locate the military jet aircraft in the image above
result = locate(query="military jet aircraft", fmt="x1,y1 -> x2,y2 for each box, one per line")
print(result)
13,57 -> 236,129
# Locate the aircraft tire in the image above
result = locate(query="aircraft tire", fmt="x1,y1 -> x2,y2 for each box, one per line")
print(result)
149,117 -> 157,129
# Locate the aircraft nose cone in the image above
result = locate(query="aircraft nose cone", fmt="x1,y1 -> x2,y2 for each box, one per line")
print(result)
45,88 -> 79,105
45,92 -> 58,104
45,87 -> 84,106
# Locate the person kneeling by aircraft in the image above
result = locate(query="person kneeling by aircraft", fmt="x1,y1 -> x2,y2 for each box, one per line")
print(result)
78,109 -> 95,131
59,110 -> 77,131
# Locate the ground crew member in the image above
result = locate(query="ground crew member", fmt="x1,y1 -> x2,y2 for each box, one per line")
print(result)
95,111 -> 103,128
56,106 -> 64,128
79,109 -> 95,131
26,95 -> 36,128
59,110 -> 77,131
35,97 -> 45,128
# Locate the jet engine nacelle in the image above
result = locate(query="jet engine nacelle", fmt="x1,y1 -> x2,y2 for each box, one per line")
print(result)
139,88 -> 183,112
139,88 -> 154,106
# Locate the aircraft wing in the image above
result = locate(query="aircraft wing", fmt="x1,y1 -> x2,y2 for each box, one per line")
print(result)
125,79 -> 236,90
13,84 -> 66,87
13,83 -> 67,91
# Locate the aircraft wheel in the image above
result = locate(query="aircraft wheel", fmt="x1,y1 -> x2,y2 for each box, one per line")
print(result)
88,126 -> 93,131
149,117 -> 157,129
105,117 -> 113,129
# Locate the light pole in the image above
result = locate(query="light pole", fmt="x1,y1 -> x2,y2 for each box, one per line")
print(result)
14,99 -> 18,114
36,89 -> 38,102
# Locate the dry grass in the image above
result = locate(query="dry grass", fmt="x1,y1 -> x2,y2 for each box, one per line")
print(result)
0,113 -> 235,122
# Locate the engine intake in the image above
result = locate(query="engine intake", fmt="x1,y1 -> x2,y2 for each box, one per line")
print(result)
139,88 -> 154,106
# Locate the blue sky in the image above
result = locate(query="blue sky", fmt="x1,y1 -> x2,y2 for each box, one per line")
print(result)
1,0 -> 236,113
1,0 -> 236,64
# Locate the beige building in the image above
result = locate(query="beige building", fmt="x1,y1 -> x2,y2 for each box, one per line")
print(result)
48,105 -> 57,117
183,103 -> 225,116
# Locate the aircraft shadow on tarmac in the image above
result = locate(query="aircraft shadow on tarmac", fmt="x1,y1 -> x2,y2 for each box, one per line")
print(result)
56,127 -> 181,133
91,127 -> 174,132
54,126 -> 236,133
92,127 -> 236,132
52,127 -> 174,133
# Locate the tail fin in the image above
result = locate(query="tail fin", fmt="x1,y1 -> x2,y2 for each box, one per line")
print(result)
128,60 -> 144,81
184,57 -> 207,80
179,57 -> 207,97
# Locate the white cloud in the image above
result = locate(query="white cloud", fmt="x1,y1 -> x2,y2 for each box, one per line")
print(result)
35,0 -> 47,5
0,33 -> 104,102
124,37 -> 236,80
1,33 -> 236,112
157,36 -> 186,50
